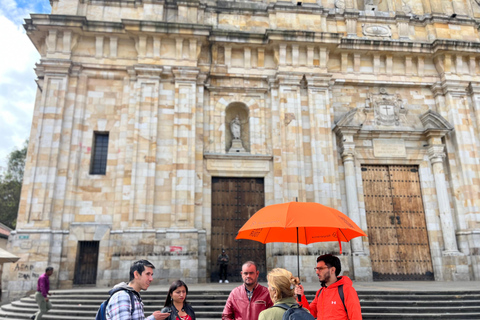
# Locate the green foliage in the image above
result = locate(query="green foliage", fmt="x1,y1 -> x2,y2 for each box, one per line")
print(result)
0,140 -> 28,229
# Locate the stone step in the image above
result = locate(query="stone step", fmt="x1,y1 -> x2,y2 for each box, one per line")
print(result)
15,297 -> 480,309
361,305 -> 480,313
362,312 -> 480,319
2,289 -> 480,320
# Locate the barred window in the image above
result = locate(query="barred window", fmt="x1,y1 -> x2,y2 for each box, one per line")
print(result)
90,132 -> 109,175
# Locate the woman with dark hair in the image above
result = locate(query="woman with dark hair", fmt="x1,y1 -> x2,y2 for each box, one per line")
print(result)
163,280 -> 196,320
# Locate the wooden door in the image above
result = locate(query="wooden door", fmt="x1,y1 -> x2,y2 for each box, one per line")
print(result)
211,178 -> 266,282
362,165 -> 434,281
73,241 -> 99,285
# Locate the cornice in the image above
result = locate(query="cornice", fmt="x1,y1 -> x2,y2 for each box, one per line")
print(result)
203,153 -> 272,161
209,30 -> 267,45
122,19 -> 212,35
265,29 -> 342,44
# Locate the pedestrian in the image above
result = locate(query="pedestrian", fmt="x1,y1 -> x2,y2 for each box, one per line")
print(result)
32,266 -> 54,320
217,249 -> 229,283
222,261 -> 273,320
106,259 -> 171,320
295,254 -> 362,320
259,268 -> 310,320
163,280 -> 196,320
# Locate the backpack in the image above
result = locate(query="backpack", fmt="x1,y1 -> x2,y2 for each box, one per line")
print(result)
274,303 -> 315,320
95,288 -> 136,320
316,285 -> 348,316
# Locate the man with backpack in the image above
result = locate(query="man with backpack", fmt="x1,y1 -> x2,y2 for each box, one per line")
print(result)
99,259 -> 171,320
295,254 -> 362,320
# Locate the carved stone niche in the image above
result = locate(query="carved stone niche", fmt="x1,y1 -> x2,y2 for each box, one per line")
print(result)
225,102 -> 250,153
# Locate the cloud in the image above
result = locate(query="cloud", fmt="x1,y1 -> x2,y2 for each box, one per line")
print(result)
0,0 -> 50,167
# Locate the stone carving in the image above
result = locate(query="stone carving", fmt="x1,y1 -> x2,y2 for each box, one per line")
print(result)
402,0 -> 412,14
335,0 -> 346,9
284,113 -> 296,126
362,24 -> 392,38
230,115 -> 241,139
366,88 -> 406,126
228,115 -> 246,153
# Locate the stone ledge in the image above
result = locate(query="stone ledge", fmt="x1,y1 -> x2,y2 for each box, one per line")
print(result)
204,153 -> 272,160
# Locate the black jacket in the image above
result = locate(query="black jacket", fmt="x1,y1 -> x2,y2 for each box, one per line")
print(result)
167,303 -> 196,320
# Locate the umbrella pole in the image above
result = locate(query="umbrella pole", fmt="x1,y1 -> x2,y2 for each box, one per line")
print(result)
297,227 -> 301,302
297,227 -> 300,279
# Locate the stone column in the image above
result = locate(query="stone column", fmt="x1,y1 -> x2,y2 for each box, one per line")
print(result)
427,138 -> 461,254
432,82 -> 479,232
305,75 -> 336,207
128,66 -> 162,226
340,134 -> 364,254
468,83 -> 480,142
275,73 -> 306,202
171,68 -> 199,226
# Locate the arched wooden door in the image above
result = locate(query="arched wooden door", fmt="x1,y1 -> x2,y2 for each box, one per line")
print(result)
211,177 -> 266,282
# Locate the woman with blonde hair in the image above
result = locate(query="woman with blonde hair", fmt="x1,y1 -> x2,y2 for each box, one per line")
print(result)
259,268 -> 312,320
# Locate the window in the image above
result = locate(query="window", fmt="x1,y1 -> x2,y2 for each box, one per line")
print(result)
90,132 -> 109,175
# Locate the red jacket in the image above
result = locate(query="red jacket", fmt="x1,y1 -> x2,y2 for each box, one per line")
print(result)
222,284 -> 273,320
298,276 -> 362,320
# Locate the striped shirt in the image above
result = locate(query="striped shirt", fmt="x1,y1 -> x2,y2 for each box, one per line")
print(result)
106,289 -> 155,320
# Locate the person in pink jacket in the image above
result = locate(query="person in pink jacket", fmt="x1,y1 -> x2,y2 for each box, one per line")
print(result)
295,254 -> 362,320
222,261 -> 273,320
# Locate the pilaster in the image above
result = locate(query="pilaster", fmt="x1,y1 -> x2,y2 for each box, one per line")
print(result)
171,68 -> 200,227
275,73 -> 306,202
128,65 -> 162,227
305,75 -> 336,207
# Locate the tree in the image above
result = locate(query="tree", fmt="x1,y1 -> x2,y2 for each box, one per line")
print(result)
0,140 -> 28,229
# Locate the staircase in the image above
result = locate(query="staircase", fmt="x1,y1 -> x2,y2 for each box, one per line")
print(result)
1,288 -> 480,319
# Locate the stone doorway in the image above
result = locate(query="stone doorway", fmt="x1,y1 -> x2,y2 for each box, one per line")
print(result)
73,241 -> 99,285
362,165 -> 434,281
210,177 -> 266,282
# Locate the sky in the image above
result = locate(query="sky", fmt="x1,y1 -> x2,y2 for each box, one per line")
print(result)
0,0 -> 50,169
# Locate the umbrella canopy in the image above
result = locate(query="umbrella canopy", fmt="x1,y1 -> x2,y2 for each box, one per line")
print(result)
236,201 -> 367,249
236,201 -> 367,281
0,247 -> 20,264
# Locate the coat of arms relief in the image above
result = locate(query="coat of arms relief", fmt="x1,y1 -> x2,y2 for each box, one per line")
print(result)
365,88 -> 406,126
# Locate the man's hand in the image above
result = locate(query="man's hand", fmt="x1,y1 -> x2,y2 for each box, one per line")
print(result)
152,311 -> 170,320
45,297 -> 49,302
295,284 -> 304,296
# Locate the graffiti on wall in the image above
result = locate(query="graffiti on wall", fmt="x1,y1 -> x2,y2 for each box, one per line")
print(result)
13,263 -> 39,280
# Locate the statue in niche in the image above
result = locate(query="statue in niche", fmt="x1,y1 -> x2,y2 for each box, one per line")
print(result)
228,114 -> 246,153
230,115 -> 241,140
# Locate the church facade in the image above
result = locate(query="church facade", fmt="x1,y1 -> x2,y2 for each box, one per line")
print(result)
3,0 -> 480,302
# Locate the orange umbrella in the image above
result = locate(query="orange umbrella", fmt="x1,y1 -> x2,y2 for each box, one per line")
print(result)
235,201 -> 367,279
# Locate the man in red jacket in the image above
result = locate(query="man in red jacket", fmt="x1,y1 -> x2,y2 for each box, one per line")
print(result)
222,261 -> 273,320
295,254 -> 362,320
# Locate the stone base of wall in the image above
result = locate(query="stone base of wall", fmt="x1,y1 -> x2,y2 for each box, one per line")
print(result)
351,253 -> 373,282
441,252 -> 471,281
1,228 -> 206,303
